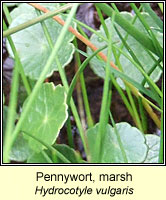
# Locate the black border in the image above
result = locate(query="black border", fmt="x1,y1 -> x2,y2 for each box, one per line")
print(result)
1,0 -> 165,166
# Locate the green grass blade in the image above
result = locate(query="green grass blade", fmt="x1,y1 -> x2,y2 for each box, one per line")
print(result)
138,97 -> 148,133
109,112 -> 128,163
95,3 -> 159,57
3,3 -> 74,37
130,3 -> 163,60
95,5 -> 109,38
114,26 -> 161,104
113,44 -> 162,98
141,3 -> 163,31
158,3 -> 163,13
73,39 -> 94,128
3,57 -> 19,163
95,15 -> 115,163
159,79 -> 163,163
3,3 -> 12,24
67,45 -> 107,105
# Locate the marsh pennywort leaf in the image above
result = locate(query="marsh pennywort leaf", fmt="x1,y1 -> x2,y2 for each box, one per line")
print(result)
6,3 -> 76,80
3,106 -> 31,162
22,83 -> 68,152
144,134 -> 160,163
87,12 -> 162,88
87,122 -> 147,163
10,134 -> 32,162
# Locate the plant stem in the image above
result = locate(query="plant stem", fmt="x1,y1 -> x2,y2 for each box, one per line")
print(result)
73,39 -> 94,128
3,3 -> 74,37
55,56 -> 90,161
3,3 -> 12,24
67,45 -> 107,105
74,60 -> 87,131
3,57 -> 19,163
138,97 -> 148,133
95,16 -> 114,163
109,112 -> 128,163
112,46 -> 142,130
66,114 -> 75,148
159,79 -> 163,163
95,5 -> 109,38
126,87 -> 144,132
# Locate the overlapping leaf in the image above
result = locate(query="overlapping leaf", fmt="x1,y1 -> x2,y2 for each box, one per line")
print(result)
87,122 -> 147,163
87,122 -> 160,163
87,12 -> 163,88
7,3 -> 76,79
144,134 -> 160,163
22,83 -> 68,152
10,134 -> 32,162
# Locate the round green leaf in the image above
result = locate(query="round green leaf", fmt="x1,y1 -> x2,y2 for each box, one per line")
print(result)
144,134 -> 160,163
22,83 -> 68,152
10,134 -> 32,162
87,122 -> 147,163
7,3 -> 76,80
87,12 -> 162,88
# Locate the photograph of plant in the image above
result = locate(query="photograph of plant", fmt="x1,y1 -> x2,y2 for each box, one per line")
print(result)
2,2 -> 164,163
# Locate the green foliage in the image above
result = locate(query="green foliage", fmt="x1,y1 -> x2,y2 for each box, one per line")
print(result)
10,134 -> 32,162
27,144 -> 85,163
6,3 -> 76,80
22,83 -> 68,152
87,122 -> 147,163
87,12 -> 163,88
87,122 -> 160,163
3,106 -> 8,134
144,134 -> 160,163
3,3 -> 163,164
